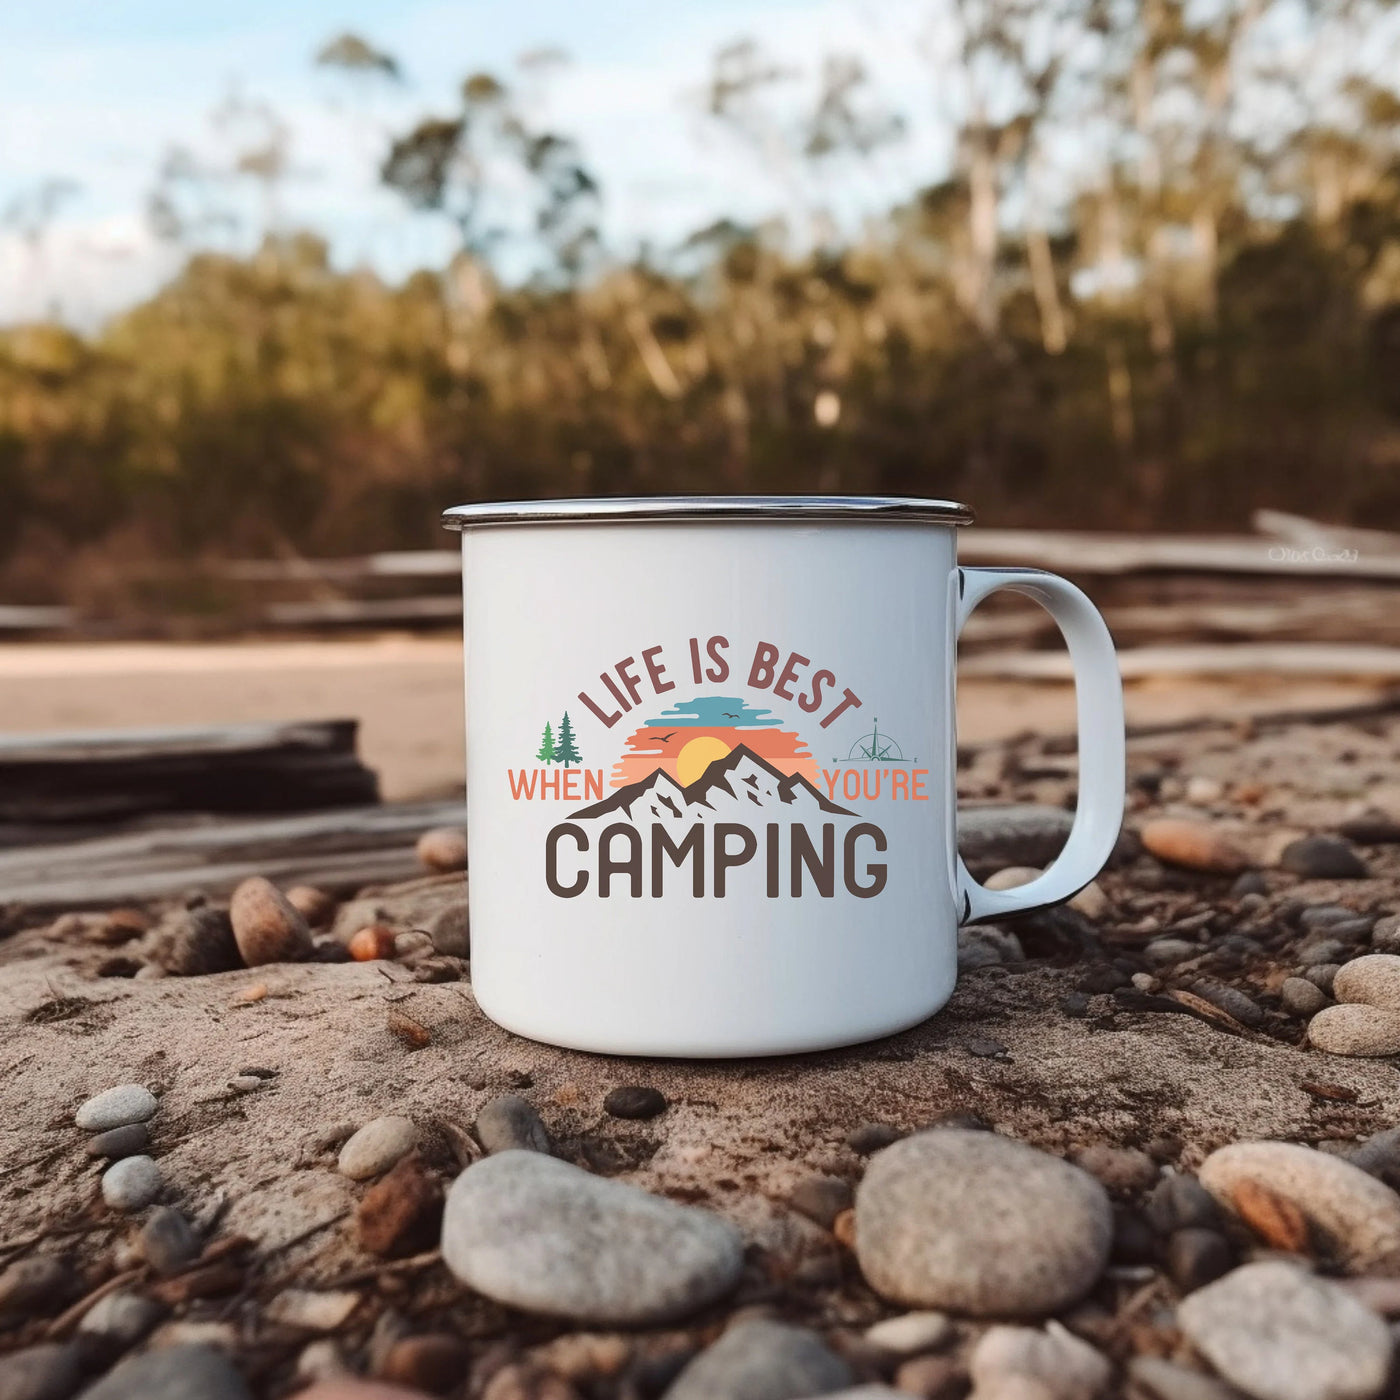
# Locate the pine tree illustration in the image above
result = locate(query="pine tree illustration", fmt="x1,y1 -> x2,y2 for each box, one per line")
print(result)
554,711 -> 582,767
536,722 -> 555,764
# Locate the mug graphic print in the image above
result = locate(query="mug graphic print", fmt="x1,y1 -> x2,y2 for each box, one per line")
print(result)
447,496 -> 1125,1058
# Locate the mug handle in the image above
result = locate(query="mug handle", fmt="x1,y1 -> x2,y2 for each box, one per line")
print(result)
955,566 -> 1125,924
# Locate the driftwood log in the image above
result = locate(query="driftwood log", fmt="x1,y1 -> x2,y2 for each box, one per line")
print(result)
0,719 -> 379,825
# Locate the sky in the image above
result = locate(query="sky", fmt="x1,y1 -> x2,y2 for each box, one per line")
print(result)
0,0 -> 951,327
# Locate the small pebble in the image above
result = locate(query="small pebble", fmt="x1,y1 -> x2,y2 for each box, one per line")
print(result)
138,1207 -> 199,1276
1166,1228 -> 1233,1292
1347,1127 -> 1400,1190
969,1323 -> 1111,1400
0,1255 -> 67,1316
853,1130 -> 1112,1316
603,1085 -> 668,1120
1281,977 -> 1329,1017
1309,1003 -> 1400,1057
1140,819 -> 1250,874
1370,913 -> 1400,954
1339,811 -> 1400,844
475,1094 -> 552,1155
1300,904 -> 1361,930
864,1312 -> 952,1356
892,1354 -> 966,1400
417,827 -> 467,872
788,1175 -> 854,1230
1232,871 -> 1268,897
75,1085 -> 158,1133
228,876 -> 314,967
441,1149 -> 744,1324
1069,882 -> 1109,920
1185,775 -> 1224,804
1127,1355 -> 1249,1400
265,1289 -> 363,1330
1306,964 -> 1342,993
227,1075 -> 266,1095
79,1343 -> 251,1400
286,885 -> 339,927
846,1123 -> 903,1154
1190,980 -> 1265,1027
357,1155 -> 444,1258
1111,1205 -> 1156,1265
1130,972 -> 1159,993
1146,1175 -> 1223,1234
100,1156 -> 162,1211
1333,954 -> 1400,1010
1300,939 -> 1349,967
377,1334 -> 470,1395
1059,992 -> 1090,1018
984,866 -> 1041,890
1199,1140 -> 1400,1270
661,1319 -> 852,1400
151,906 -> 241,976
338,1117 -> 417,1180
957,927 -> 1024,970
1178,1261 -> 1390,1400
79,1290 -> 164,1346
296,1382 -> 429,1400
0,1343 -> 85,1400
1072,1144 -> 1158,1195
1280,835 -> 1370,880
348,925 -> 399,962
1144,938 -> 1198,967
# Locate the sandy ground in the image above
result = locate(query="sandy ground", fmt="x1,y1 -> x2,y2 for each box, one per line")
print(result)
0,636 -> 1388,800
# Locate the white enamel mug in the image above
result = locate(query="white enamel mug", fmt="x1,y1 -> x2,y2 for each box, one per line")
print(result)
443,496 -> 1124,1058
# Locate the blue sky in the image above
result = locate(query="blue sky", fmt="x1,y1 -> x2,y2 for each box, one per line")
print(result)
0,0 -> 947,325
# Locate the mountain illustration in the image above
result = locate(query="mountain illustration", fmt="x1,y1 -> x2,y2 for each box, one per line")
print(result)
570,744 -> 857,822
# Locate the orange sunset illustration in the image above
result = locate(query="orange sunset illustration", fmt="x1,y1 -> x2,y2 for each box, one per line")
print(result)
611,696 -> 818,789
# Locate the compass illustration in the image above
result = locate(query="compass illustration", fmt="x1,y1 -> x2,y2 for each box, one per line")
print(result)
838,720 -> 912,763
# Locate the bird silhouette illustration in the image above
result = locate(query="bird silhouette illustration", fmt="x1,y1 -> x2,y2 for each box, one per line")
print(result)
651,731 -> 677,743
722,712 -> 741,719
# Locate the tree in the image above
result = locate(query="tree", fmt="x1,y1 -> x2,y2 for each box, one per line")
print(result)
536,722 -> 555,764
554,712 -> 582,767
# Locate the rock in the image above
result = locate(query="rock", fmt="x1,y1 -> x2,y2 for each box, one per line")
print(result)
1144,938 -> 1199,967
1178,1261 -> 1390,1400
228,876 -> 313,967
441,1149 -> 744,1324
1323,919 -> 1376,945
1279,836 -> 1370,880
0,1256 -> 67,1316
1068,882 -> 1109,920
1198,1140 -> 1400,1270
957,806 -> 1075,870
475,1095 -> 552,1155
661,1320 -> 852,1400
151,907 -> 241,977
957,926 -> 1024,970
1306,964 -> 1342,993
969,1323 -> 1111,1400
417,827 -> 467,872
853,1129 -> 1112,1316
1370,914 -> 1400,953
864,1312 -> 952,1356
357,1155 -> 444,1258
227,1075 -> 265,1095
892,1354 -> 966,1400
602,1085 -> 668,1120
1146,1175 -> 1223,1234
1339,811 -> 1400,844
1308,1003 -> 1400,1057
1347,1127 -> 1400,1190
1167,1229 -> 1233,1292
348,925 -> 398,962
788,1175 -> 854,1229
1188,982 -> 1264,1028
1140,820 -> 1250,875
426,901 -> 470,958
138,1208 -> 199,1277
265,1290 -> 363,1330
1127,1356 -> 1249,1400
286,885 -> 338,928
338,1117 -> 417,1180
1072,1145 -> 1158,1195
1300,939 -> 1349,967
84,1125 -> 150,1161
1232,871 -> 1269,897
377,1334 -> 470,1394
100,1156 -> 162,1211
297,1383 -> 432,1400
75,1086 -> 157,1133
78,1344 -> 251,1400
1333,954 -> 1400,1010
0,1343 -> 84,1400
847,1123 -> 904,1154
1280,978 -> 1329,1017
1185,775 -> 1225,804
78,1290 -> 164,1346
985,866 -> 1041,890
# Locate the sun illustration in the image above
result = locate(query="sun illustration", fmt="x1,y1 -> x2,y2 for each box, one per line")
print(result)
611,695 -> 817,789
676,735 -> 732,787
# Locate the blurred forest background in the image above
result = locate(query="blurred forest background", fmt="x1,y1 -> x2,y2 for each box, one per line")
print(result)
3,0 -> 1400,615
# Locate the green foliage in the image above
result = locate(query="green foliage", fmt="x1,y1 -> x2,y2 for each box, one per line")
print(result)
537,722 -> 555,764
555,712 -> 581,766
